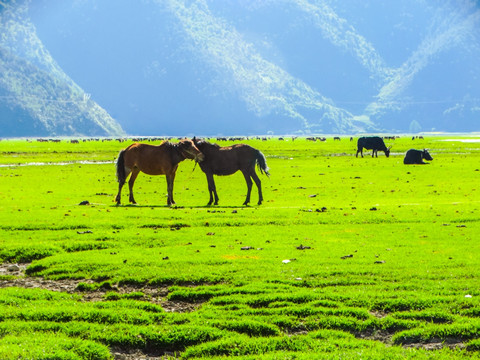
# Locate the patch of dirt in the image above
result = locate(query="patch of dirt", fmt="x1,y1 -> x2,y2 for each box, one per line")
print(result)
369,310 -> 388,319
355,329 -> 395,345
364,311 -> 467,351
1,263 -> 89,294
0,263 -> 200,312
403,337 -> 467,351
0,263 -> 200,359
111,347 -> 179,360
355,330 -> 468,351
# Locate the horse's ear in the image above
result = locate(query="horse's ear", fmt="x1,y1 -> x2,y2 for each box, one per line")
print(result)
192,136 -> 196,142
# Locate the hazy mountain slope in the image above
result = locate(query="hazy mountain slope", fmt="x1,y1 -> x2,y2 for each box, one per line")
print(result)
360,0 -> 480,132
0,0 -> 125,137
5,0 -> 480,136
163,0 -> 376,134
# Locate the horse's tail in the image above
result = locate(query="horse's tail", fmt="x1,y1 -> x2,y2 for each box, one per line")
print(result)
255,150 -> 270,177
115,149 -> 126,183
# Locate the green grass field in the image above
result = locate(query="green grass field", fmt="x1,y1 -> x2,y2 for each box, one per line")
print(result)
0,135 -> 479,359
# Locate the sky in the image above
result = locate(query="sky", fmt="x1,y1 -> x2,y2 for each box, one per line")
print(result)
21,0 -> 480,135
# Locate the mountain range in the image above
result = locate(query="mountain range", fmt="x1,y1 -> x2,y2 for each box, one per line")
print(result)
0,0 -> 124,137
1,0 -> 479,137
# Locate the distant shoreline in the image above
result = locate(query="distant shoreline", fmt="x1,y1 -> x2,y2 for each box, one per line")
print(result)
1,132 -> 479,141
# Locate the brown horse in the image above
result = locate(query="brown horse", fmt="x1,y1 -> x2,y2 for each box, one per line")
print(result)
115,139 -> 204,206
193,138 -> 270,206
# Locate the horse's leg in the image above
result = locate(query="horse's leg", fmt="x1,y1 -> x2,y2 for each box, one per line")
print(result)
213,180 -> 219,206
242,170 -> 253,206
115,181 -> 124,205
166,172 -> 176,206
251,171 -> 263,205
115,168 -> 130,205
205,173 -> 213,205
206,173 -> 218,205
128,168 -> 140,204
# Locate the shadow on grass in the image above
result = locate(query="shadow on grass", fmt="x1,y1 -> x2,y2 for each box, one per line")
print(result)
111,204 -> 254,209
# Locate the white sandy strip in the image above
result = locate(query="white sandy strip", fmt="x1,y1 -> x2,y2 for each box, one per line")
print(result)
0,161 -> 114,167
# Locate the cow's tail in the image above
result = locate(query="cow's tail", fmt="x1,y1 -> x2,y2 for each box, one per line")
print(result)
255,150 -> 270,177
115,149 -> 126,184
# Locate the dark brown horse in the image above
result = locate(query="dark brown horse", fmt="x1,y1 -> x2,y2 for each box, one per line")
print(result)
193,138 -> 270,206
115,139 -> 204,206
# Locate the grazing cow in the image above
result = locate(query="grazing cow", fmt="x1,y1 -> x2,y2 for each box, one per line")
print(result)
403,149 -> 433,165
356,136 -> 391,158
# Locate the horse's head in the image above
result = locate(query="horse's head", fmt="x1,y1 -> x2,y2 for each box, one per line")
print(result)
192,137 -> 219,153
192,137 -> 209,154
178,139 -> 204,162
192,136 -> 204,148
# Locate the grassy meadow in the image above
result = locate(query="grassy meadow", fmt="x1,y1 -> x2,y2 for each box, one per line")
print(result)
0,135 -> 479,359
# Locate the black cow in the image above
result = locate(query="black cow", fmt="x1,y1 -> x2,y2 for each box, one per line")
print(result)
403,149 -> 433,164
356,136 -> 391,158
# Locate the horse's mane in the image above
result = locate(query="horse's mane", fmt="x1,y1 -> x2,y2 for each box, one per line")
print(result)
168,140 -> 190,153
196,140 -> 221,149
165,140 -> 185,148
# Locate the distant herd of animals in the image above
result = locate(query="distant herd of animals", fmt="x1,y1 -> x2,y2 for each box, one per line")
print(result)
112,135 -> 432,206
